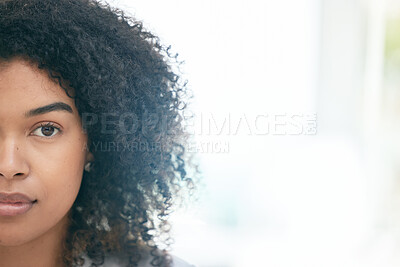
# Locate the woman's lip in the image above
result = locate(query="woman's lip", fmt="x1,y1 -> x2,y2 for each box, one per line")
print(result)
0,193 -> 37,216
0,202 -> 35,216
0,192 -> 35,203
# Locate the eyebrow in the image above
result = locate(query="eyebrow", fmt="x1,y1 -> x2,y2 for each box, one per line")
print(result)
24,102 -> 73,118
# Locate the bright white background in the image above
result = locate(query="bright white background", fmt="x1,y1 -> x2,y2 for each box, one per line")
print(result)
106,0 -> 400,266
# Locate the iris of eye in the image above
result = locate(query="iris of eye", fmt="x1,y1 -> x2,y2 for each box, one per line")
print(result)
41,126 -> 55,136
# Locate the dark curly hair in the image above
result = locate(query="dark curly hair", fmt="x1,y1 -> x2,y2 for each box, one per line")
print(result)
0,0 -> 197,266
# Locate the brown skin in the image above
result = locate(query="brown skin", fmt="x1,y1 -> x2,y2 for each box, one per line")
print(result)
0,58 -> 93,267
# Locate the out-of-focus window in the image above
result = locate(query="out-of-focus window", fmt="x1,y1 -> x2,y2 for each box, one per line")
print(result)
107,0 -> 400,266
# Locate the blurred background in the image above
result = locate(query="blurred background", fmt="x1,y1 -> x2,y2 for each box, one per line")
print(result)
108,0 -> 400,266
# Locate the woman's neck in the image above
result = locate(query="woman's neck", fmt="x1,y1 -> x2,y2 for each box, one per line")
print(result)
0,214 -> 69,267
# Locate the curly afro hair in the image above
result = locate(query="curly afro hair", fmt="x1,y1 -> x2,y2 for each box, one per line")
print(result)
0,0 -> 197,266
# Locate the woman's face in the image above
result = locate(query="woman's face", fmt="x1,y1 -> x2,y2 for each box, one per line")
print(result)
0,58 -> 91,246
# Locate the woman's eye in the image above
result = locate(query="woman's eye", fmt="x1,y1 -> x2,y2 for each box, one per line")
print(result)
31,123 -> 61,138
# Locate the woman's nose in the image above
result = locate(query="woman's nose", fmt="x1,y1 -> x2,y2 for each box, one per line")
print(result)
0,139 -> 29,180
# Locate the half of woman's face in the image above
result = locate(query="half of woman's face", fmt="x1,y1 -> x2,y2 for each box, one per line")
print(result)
0,58 -> 90,246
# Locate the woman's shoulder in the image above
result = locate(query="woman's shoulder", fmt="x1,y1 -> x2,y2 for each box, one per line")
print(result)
82,250 -> 195,267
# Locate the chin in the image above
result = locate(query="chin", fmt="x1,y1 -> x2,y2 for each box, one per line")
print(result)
0,227 -> 45,247
0,235 -> 30,247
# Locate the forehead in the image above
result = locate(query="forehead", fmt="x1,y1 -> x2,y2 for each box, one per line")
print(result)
0,58 -> 77,115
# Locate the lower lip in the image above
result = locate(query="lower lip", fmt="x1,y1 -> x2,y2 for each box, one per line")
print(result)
0,201 -> 35,216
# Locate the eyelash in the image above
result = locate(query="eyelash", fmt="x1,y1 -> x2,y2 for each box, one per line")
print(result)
31,122 -> 62,138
